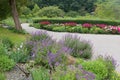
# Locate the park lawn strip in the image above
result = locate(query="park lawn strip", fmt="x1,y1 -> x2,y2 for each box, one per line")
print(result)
0,27 -> 28,44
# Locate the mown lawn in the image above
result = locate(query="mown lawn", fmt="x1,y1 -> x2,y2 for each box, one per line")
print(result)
0,27 -> 27,44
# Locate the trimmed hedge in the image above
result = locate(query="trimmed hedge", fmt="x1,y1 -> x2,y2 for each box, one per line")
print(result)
33,18 -> 120,26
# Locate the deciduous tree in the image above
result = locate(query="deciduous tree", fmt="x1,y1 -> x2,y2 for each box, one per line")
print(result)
0,0 -> 28,30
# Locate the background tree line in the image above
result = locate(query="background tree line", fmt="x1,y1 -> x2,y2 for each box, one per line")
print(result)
0,0 -> 120,30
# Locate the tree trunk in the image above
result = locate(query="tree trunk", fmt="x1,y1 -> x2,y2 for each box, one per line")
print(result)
9,0 -> 22,30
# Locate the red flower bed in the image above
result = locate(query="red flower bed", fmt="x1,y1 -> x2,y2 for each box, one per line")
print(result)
40,21 -> 51,25
96,24 -> 106,28
64,22 -> 77,26
82,23 -> 92,28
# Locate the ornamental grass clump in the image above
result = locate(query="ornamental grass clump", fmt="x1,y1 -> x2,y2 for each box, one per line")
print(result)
61,34 -> 92,59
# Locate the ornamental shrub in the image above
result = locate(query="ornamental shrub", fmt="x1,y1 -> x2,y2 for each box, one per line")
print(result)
66,11 -> 79,17
81,28 -> 89,33
97,56 -> 117,80
38,6 -> 65,18
9,43 -> 30,63
81,60 -> 108,80
81,56 -> 118,80
0,37 -> 14,49
0,55 -> 15,71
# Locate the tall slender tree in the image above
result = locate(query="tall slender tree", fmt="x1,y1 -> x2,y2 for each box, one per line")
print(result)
9,0 -> 22,30
0,0 -> 28,30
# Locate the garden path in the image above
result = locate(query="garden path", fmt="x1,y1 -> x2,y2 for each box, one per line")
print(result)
21,23 -> 120,73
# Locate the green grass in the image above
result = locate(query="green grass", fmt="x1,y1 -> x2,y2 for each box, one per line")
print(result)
1,17 -> 32,27
0,27 -> 27,44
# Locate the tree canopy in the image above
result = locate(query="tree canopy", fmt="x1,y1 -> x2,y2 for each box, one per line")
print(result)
31,0 -> 96,14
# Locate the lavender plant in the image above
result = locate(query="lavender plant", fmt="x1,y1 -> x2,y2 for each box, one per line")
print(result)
61,34 -> 92,59
26,31 -> 70,69
30,31 -> 51,41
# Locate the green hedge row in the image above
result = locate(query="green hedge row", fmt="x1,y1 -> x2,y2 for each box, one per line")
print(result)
33,18 -> 120,26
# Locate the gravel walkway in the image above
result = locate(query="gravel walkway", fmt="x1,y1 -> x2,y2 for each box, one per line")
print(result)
21,23 -> 120,73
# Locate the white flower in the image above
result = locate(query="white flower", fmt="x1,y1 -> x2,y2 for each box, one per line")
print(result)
20,43 -> 23,48
17,48 -> 20,50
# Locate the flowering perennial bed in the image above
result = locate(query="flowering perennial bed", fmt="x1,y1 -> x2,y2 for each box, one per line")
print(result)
33,21 -> 120,34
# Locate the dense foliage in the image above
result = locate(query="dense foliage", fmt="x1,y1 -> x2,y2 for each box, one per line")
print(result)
32,0 -> 96,14
95,0 -> 120,19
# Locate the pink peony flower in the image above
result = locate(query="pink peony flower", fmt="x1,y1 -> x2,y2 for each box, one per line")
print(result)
96,24 -> 106,28
110,26 -> 118,30
82,23 -> 92,28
